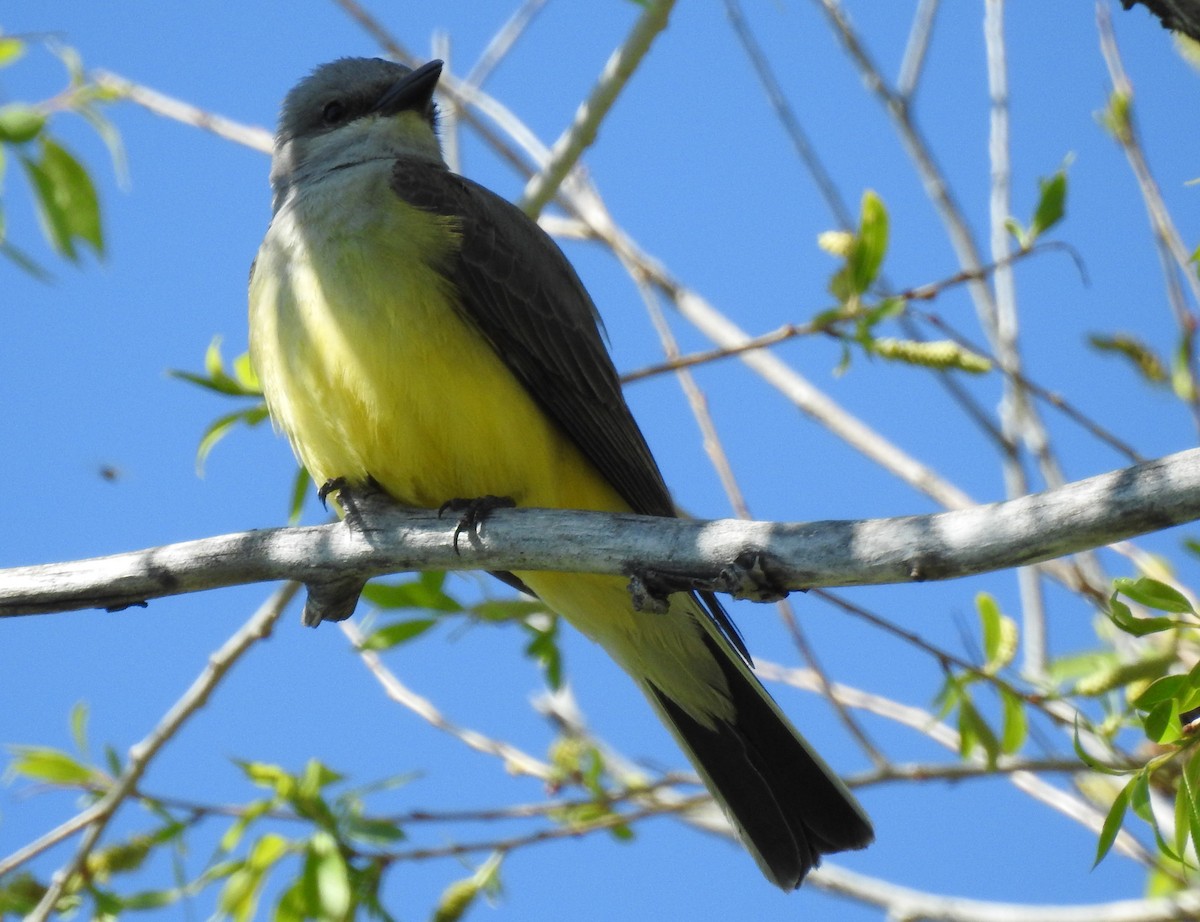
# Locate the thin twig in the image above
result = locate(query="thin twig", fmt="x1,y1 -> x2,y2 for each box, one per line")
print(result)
810,861 -> 1199,922
897,0 -> 942,100
92,70 -> 272,152
986,0 -> 1049,677
755,659 -> 1155,867
20,582 -> 298,918
340,620 -> 553,780
1096,2 -> 1200,436
634,270 -> 750,519
519,0 -> 675,215
723,0 -> 855,230
463,0 -> 549,88
377,794 -> 711,864
775,599 -> 888,768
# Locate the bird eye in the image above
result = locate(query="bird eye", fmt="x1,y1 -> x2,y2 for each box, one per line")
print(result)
322,100 -> 347,124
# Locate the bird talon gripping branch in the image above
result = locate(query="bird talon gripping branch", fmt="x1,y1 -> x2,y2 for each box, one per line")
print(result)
438,494 -> 516,553
717,553 -> 791,603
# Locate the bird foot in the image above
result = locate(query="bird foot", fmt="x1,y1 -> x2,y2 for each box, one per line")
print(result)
438,494 -> 516,554
318,476 -> 390,530
627,553 -> 790,611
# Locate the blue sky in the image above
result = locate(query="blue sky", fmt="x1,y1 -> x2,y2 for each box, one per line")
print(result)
3,2 -> 1200,919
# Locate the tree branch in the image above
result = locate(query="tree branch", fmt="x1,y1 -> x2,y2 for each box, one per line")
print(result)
811,862 -> 1200,922
3,448 -> 1200,620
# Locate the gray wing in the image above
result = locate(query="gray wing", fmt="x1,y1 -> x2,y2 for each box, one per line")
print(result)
391,157 -> 674,518
391,158 -> 752,664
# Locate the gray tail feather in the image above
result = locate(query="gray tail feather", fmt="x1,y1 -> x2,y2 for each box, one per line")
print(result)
645,632 -> 874,890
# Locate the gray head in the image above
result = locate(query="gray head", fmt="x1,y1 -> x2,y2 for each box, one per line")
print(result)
269,58 -> 444,209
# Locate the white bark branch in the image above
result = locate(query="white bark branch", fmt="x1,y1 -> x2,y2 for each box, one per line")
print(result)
811,862 -> 1200,922
3,448 -> 1199,620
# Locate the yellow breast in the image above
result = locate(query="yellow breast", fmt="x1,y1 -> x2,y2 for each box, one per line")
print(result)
248,165 -> 627,516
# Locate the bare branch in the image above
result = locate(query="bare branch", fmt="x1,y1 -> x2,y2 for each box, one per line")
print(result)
519,0 -> 675,215
3,448 -> 1199,619
810,862 -> 1200,922
14,582 -> 297,916
92,70 -> 272,152
340,621 -> 553,780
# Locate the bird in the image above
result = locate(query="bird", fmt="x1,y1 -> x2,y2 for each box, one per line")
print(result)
248,56 -> 873,889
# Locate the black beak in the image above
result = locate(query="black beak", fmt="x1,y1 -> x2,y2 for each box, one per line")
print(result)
374,59 -> 443,117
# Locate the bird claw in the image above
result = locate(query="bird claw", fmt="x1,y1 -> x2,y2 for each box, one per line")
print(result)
714,553 -> 791,603
627,553 -> 790,611
438,494 -> 516,554
317,477 -> 347,509
319,476 -> 389,530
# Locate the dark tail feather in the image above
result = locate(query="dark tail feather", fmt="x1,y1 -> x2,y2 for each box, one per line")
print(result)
646,633 -> 873,890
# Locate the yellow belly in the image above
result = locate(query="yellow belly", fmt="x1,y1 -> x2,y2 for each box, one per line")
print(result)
248,170 -> 730,718
249,174 -> 627,517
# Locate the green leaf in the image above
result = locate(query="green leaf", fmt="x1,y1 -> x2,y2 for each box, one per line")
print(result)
1004,216 -> 1028,250
360,618 -> 438,651
1142,698 -> 1182,745
1100,90 -> 1132,144
20,138 -> 103,261
1029,169 -> 1067,242
1104,596 -> 1179,636
1172,755 -> 1200,865
233,350 -> 261,391
1133,674 -> 1187,710
472,598 -> 548,622
862,296 -> 906,327
1129,771 -> 1182,861
1115,577 -> 1194,614
307,832 -> 351,920
69,700 -> 89,758
0,104 -> 45,144
87,835 -> 154,876
247,833 -> 290,871
1184,753 -> 1200,859
195,405 -> 270,474
362,572 -> 463,613
0,37 -> 26,68
216,800 -> 272,854
1069,649 -> 1175,697
0,237 -> 52,280
342,815 -> 405,846
298,758 -> 343,797
523,615 -> 563,690
829,190 -> 889,301
1172,333 -> 1198,402
431,877 -> 481,922
1094,778 -> 1131,867
1087,333 -> 1168,385
957,695 -> 1000,766
1071,714 -> 1131,776
7,745 -> 97,785
1000,688 -> 1027,754
118,888 -> 181,911
237,760 -> 295,797
1047,649 -> 1119,685
172,339 -> 262,397
288,465 -> 310,524
978,593 -> 1019,673
854,190 -> 888,292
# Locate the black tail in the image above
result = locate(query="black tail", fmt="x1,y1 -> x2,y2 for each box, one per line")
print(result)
645,632 -> 873,890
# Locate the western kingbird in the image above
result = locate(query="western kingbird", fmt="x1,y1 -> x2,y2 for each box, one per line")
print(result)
249,57 -> 873,888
